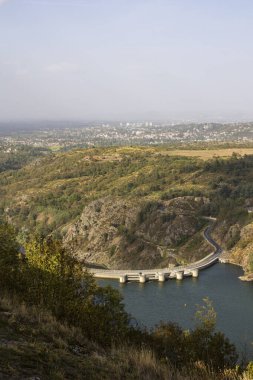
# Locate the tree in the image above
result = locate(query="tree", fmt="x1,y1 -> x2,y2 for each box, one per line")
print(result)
194,297 -> 217,331
23,235 -> 130,346
0,221 -> 20,290
188,298 -> 238,370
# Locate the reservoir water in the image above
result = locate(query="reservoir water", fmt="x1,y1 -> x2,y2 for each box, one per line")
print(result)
99,263 -> 253,358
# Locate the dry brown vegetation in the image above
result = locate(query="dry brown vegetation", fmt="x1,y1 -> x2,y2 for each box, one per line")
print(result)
161,148 -> 253,160
1,295 -> 252,380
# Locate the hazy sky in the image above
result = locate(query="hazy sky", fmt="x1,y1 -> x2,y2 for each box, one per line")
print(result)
1,0 -> 253,121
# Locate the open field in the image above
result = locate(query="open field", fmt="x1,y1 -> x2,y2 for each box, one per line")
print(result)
162,148 -> 253,160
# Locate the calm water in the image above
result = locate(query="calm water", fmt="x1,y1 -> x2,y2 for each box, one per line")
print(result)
99,264 -> 253,357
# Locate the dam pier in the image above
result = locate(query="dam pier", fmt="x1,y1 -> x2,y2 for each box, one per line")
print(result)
118,269 -> 198,284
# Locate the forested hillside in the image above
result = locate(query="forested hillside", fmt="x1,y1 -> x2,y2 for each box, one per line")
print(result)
0,146 -> 253,274
0,145 -> 50,173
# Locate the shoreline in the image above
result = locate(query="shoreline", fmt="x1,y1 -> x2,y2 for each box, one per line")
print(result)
220,259 -> 253,282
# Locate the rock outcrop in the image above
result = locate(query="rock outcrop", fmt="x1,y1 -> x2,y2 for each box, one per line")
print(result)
213,220 -> 253,281
64,196 -> 211,269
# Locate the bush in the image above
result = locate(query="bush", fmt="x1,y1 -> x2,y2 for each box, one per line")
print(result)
0,225 -> 130,347
151,322 -> 188,367
244,361 -> 253,378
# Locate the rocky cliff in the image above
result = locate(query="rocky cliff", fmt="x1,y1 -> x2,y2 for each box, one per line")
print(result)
228,223 -> 253,280
213,218 -> 253,281
64,196 -> 212,269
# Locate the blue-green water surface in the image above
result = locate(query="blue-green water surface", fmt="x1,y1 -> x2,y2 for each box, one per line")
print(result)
99,264 -> 253,357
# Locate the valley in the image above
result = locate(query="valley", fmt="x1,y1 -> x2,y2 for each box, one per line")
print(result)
2,1 -> 253,377
0,144 -> 252,279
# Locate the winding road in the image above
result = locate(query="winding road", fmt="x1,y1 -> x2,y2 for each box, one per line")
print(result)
89,222 -> 223,283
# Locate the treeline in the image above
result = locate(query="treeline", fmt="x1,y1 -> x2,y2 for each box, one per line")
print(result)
0,145 -> 50,173
204,154 -> 253,174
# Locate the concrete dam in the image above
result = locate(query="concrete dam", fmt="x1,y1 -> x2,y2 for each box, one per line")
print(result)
89,225 -> 223,284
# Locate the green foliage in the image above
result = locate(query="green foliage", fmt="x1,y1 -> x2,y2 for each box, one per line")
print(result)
118,225 -> 136,244
0,145 -> 50,172
0,224 -> 129,347
149,298 -> 237,371
151,322 -> 188,367
188,328 -> 238,370
194,297 -> 217,332
0,221 -> 20,289
188,298 -> 238,370
109,245 -> 117,256
244,361 -> 253,378
1,146 -> 253,240
149,298 -> 236,370
23,238 -> 129,346
137,201 -> 160,224
248,252 -> 253,272
226,229 -> 241,250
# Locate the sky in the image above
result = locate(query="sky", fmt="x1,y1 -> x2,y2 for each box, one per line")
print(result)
0,0 -> 253,122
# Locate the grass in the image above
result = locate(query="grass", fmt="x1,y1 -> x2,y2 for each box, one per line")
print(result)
160,148 -> 253,160
48,145 -> 63,152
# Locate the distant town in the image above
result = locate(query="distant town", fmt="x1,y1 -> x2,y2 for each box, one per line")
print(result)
0,121 -> 253,150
